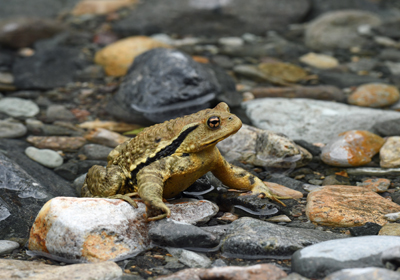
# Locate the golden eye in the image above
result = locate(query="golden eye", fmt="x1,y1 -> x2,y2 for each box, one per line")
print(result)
207,116 -> 220,129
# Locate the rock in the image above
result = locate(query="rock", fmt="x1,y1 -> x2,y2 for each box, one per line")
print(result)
0,119 -> 26,138
374,18 -> 400,39
167,248 -> 212,268
158,263 -> 287,280
0,240 -> 19,256
264,182 -> 303,199
348,83 -> 400,108
381,246 -> 400,270
379,223 -> 400,236
266,215 -> 292,223
79,144 -> 113,161
112,0 -> 310,37
322,175 -> 351,186
324,267 -> 400,280
149,220 -> 219,248
321,130 -> 384,167
373,118 -> 400,137
380,137 -> 400,168
305,10 -> 381,51
317,70 -> 385,88
306,185 -> 400,227
25,147 -> 63,168
54,159 -> 107,181
251,86 -> 345,102
349,222 -> 382,236
356,178 -> 390,193
299,52 -> 339,69
243,98 -> 400,143
13,47 -> 89,90
26,136 -> 86,152
0,17 -> 64,49
28,197 -> 217,262
94,36 -> 170,76
266,174 -> 307,195
78,119 -> 141,132
221,217 -> 343,259
217,124 -> 312,169
0,97 -> 39,118
379,49 -> 400,62
46,105 -> 76,122
385,212 -> 400,222
291,236 -> 400,279
107,48 -> 238,124
346,167 -> 400,176
72,0 -> 136,15
0,259 -> 122,280
84,128 -> 129,148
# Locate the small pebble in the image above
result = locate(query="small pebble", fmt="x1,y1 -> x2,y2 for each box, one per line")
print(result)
0,119 -> 27,138
0,240 -> 19,256
380,136 -> 400,168
385,212 -> 400,222
379,223 -> 400,236
0,97 -> 39,118
348,83 -> 400,108
299,52 -> 339,69
356,178 -> 390,193
84,128 -> 129,148
266,215 -> 291,223
25,147 -> 63,168
46,105 -> 76,122
26,136 -> 86,151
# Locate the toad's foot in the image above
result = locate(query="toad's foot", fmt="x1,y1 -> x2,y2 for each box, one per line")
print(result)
107,192 -> 139,208
251,185 -> 288,207
145,201 -> 171,222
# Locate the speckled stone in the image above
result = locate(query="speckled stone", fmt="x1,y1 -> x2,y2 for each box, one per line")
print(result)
379,223 -> 400,236
356,178 -> 390,193
306,185 -> 400,227
321,130 -> 384,167
348,83 -> 400,108
380,137 -> 400,168
26,136 -> 86,152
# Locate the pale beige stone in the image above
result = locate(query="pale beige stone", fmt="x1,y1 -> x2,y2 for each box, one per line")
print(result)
84,128 -> 129,148
72,0 -> 137,15
299,52 -> 339,69
26,136 -> 86,151
264,182 -> 303,199
379,223 -> 400,236
306,185 -> 400,227
380,136 -> 400,168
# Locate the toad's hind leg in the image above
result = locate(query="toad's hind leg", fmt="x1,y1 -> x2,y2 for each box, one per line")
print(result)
81,165 -> 137,208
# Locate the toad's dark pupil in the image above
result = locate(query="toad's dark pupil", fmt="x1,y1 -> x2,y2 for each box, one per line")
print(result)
208,117 -> 220,128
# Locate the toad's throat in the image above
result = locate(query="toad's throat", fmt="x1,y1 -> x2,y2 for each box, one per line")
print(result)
130,125 -> 199,182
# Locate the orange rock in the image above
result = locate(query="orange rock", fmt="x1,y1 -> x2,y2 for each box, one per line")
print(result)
357,178 -> 390,193
348,83 -> 400,108
84,128 -> 129,147
26,136 -> 86,151
263,182 -> 303,199
192,56 -> 209,64
306,185 -> 400,227
72,0 -> 137,16
94,36 -> 170,76
321,130 -> 384,167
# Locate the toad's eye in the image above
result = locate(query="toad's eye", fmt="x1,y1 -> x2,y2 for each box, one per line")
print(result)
207,116 -> 220,129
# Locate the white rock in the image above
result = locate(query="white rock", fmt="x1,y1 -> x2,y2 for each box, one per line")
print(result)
299,52 -> 339,69
218,37 -> 244,47
385,212 -> 400,222
167,247 -> 212,268
25,147 -> 64,168
0,97 -> 39,118
0,240 -> 19,256
243,98 -> 400,143
0,119 -> 27,138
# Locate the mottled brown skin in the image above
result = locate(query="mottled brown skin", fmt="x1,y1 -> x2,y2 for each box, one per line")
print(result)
82,102 -> 284,221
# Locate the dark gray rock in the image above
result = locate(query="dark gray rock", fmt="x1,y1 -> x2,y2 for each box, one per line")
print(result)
0,0 -> 79,18
112,0 -> 310,37
291,236 -> 400,279
107,48 -> 238,124
294,140 -> 321,156
349,222 -> 382,236
221,217 -> 344,259
79,144 -> 113,161
0,140 -> 76,239
381,246 -> 400,270
372,118 -> 400,137
148,220 -> 219,248
374,19 -> 400,39
317,71 -> 385,88
324,267 -> 400,280
54,160 -> 107,181
0,48 -> 15,71
12,47 -> 89,90
379,49 -> 400,62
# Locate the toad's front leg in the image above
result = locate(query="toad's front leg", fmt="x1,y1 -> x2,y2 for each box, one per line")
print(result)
211,149 -> 286,206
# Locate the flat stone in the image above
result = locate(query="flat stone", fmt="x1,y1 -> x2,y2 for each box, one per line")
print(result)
221,217 -> 343,259
373,118 -> 400,137
306,185 -> 400,227
79,144 -> 113,161
291,236 -> 400,279
349,222 -> 382,237
321,130 -> 384,167
356,178 -> 390,193
317,70 -> 385,88
26,136 -> 86,152
28,197 -> 218,262
243,98 -> 400,143
217,124 -> 312,169
0,259 -> 122,280
324,267 -> 400,280
25,147 -> 63,168
46,105 -> 76,122
379,223 -> 400,236
305,10 -> 381,51
299,52 -> 339,69
348,83 -> 400,108
0,240 -> 19,256
84,128 -> 129,148
0,97 -> 39,118
380,136 -> 400,168
385,212 -> 400,222
158,263 -> 287,280
94,36 -> 170,76
263,182 -> 303,199
0,119 -> 26,138
167,248 -> 212,268
72,0 -> 136,15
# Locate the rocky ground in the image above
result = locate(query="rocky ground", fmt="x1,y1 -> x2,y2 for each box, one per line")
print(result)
2,0 -> 400,279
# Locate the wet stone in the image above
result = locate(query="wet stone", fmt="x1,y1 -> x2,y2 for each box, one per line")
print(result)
291,236 -> 400,279
379,223 -> 400,236
25,146 -> 63,169
349,222 -> 382,237
26,136 -> 86,152
348,83 -> 400,108
324,268 -> 400,280
0,97 -> 39,118
321,130 -> 384,167
380,136 -> 400,168
0,119 -> 26,138
221,217 -> 343,259
0,240 -> 19,256
306,185 -> 400,227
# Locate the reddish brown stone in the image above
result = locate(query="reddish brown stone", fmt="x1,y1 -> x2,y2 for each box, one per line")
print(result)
26,136 -> 86,151
348,83 -> 400,108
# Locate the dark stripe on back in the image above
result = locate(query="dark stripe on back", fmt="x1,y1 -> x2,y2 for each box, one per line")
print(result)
130,125 -> 199,182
